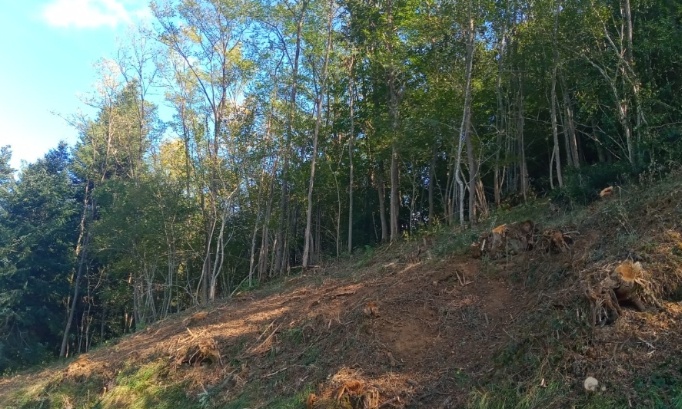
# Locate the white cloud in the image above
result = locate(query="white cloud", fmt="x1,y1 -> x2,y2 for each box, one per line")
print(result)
41,0 -> 148,29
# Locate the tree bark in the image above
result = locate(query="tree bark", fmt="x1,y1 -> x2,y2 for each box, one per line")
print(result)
560,71 -> 580,168
428,145 -> 436,223
61,183 -> 90,357
517,75 -> 529,199
303,0 -> 334,267
275,0 -> 308,275
550,64 -> 563,188
376,165 -> 388,242
347,57 -> 355,253
463,11 -> 476,224
389,143 -> 400,240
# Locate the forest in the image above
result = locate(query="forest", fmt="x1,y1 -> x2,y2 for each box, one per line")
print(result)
1,0 -> 681,371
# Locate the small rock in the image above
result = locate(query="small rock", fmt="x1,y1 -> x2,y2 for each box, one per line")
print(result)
584,376 -> 599,392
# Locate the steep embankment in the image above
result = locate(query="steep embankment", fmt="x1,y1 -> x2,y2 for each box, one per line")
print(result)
3,174 -> 682,409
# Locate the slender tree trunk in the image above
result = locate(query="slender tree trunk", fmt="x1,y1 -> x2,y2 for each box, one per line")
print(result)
428,145 -> 436,223
550,0 -> 563,188
494,67 -> 505,206
275,1 -> 308,276
209,208 -> 228,301
258,180 -> 274,282
551,65 -> 563,188
494,0 -> 509,207
384,0 -> 402,242
517,76 -> 529,199
376,165 -> 388,242
560,71 -> 580,168
303,0 -> 334,267
475,176 -> 489,218
389,143 -> 400,240
199,201 -> 216,304
248,180 -> 263,287
463,12 -> 476,224
61,183 -> 90,357
303,93 -> 324,267
347,61 -> 355,253
621,0 -> 645,162
453,135 -> 466,226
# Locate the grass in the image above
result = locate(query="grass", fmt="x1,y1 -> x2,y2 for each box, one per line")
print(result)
3,360 -> 200,409
98,361 -> 199,409
212,377 -> 313,409
468,377 -> 627,409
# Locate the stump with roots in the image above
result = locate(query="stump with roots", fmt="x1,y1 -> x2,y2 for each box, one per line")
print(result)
584,260 -> 661,326
307,380 -> 380,409
175,337 -> 222,367
538,229 -> 574,254
471,220 -> 538,259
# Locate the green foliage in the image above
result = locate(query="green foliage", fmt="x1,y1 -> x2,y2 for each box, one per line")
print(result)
550,162 -> 640,207
354,245 -> 375,268
264,385 -> 314,409
631,362 -> 682,409
100,362 -> 196,409
282,327 -> 304,345
3,361 -> 199,409
432,229 -> 480,258
0,143 -> 79,372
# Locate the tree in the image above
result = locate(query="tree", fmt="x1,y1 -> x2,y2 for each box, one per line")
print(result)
0,143 -> 79,367
302,0 -> 336,267
153,0 -> 253,302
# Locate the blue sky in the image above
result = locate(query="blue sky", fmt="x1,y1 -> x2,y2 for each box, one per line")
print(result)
0,0 -> 151,171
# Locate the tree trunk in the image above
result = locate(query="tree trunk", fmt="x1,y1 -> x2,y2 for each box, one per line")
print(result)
61,183 -> 90,357
303,93 -> 324,267
453,134 -> 466,226
560,71 -> 580,168
275,1 -> 308,276
494,0 -> 510,207
248,181 -> 263,287
384,0 -> 402,242
347,61 -> 355,253
376,165 -> 388,242
303,0 -> 333,267
389,143 -> 400,240
551,64 -> 563,188
428,145 -> 436,223
462,10 -> 477,224
550,0 -> 563,188
517,76 -> 528,200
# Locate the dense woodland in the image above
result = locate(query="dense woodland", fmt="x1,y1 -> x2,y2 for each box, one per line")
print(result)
1,0 -> 681,371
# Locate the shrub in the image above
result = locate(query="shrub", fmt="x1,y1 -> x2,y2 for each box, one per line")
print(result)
550,162 -> 641,207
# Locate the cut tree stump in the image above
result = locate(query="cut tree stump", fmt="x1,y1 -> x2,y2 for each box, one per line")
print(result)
471,220 -> 537,259
585,260 -> 656,326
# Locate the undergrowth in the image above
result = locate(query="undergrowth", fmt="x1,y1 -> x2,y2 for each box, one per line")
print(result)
3,361 -> 199,409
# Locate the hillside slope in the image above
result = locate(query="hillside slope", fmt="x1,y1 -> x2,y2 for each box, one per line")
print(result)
3,175 -> 682,409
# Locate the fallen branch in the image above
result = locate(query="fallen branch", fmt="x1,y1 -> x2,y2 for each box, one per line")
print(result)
455,271 -> 471,286
332,290 -> 356,298
245,323 -> 282,356
264,366 -> 289,378
380,396 -> 402,408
